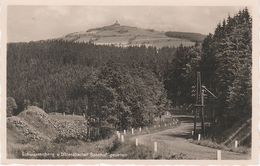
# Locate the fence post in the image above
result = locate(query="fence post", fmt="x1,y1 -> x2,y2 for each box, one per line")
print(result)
154,142 -> 158,153
83,113 -> 85,117
198,134 -> 201,141
72,112 -> 74,116
165,123 -> 167,127
121,135 -> 124,143
116,131 -> 120,139
63,112 -> 65,116
139,127 -> 142,132
217,150 -> 221,160
235,140 -> 238,148
124,129 -> 126,135
131,128 -> 134,135
192,131 -> 194,136
135,138 -> 138,146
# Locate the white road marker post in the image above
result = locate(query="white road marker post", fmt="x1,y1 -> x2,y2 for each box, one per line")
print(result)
192,131 -> 194,136
217,150 -> 221,160
198,134 -> 201,141
124,129 -> 126,135
154,142 -> 158,153
116,131 -> 120,139
235,140 -> 238,148
131,128 -> 134,135
135,138 -> 138,146
121,135 -> 124,143
139,127 -> 142,132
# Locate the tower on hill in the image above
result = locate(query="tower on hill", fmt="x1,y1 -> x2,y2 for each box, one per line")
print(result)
113,20 -> 120,26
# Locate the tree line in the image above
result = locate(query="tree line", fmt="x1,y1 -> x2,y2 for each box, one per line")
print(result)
7,40 -> 175,129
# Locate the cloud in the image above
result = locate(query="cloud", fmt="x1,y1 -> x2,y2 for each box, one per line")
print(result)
33,6 -> 70,19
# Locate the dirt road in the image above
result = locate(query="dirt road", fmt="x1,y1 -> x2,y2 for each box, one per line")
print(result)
130,116 -> 250,160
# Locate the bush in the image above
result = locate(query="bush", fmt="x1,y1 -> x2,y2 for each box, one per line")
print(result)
7,97 -> 17,117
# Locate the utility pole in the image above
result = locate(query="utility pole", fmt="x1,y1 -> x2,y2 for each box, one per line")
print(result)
193,71 -> 202,138
192,72 -> 217,139
201,88 -> 205,137
193,72 -> 206,138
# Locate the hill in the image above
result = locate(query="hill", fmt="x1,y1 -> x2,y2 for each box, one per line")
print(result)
59,21 -> 205,48
165,31 -> 206,42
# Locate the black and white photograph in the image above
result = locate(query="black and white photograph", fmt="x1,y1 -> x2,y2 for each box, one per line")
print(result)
2,0 -> 259,164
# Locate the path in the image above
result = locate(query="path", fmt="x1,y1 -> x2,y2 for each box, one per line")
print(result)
130,116 -> 250,160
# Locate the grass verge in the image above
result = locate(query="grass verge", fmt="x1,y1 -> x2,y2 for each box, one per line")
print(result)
190,139 -> 250,154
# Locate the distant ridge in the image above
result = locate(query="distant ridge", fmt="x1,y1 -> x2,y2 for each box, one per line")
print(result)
59,21 -> 206,48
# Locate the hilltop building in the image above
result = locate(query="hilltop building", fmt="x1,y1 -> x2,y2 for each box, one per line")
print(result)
113,20 -> 120,26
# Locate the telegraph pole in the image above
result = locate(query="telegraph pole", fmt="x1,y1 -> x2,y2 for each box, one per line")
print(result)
193,72 -> 217,139
193,71 -> 202,138
201,88 -> 205,137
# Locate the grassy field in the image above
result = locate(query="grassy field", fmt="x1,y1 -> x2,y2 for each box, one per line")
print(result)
62,23 -> 196,48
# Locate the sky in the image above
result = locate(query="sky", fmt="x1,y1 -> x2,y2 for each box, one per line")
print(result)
7,6 -> 245,42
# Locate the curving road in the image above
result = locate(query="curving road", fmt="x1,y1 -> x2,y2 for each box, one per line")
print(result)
130,116 -> 250,160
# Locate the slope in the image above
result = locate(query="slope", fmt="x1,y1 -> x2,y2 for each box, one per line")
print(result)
60,21 -> 205,48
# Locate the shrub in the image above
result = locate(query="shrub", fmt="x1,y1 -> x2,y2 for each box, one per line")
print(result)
7,97 -> 17,117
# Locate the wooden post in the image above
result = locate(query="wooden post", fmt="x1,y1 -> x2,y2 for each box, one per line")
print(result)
154,142 -> 158,153
194,71 -> 203,139
194,108 -> 197,139
63,112 -> 65,116
217,150 -> 221,160
235,140 -> 238,148
121,135 -> 124,143
83,113 -> 85,117
116,131 -> 120,139
198,134 -> 201,141
72,112 -> 74,116
135,138 -> 138,146
139,127 -> 142,132
131,128 -> 134,135
124,129 -> 126,135
201,89 -> 206,137
192,131 -> 194,136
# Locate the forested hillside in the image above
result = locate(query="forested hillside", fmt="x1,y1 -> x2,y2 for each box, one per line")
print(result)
7,42 -> 176,129
7,8 -> 251,133
200,8 -> 252,130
